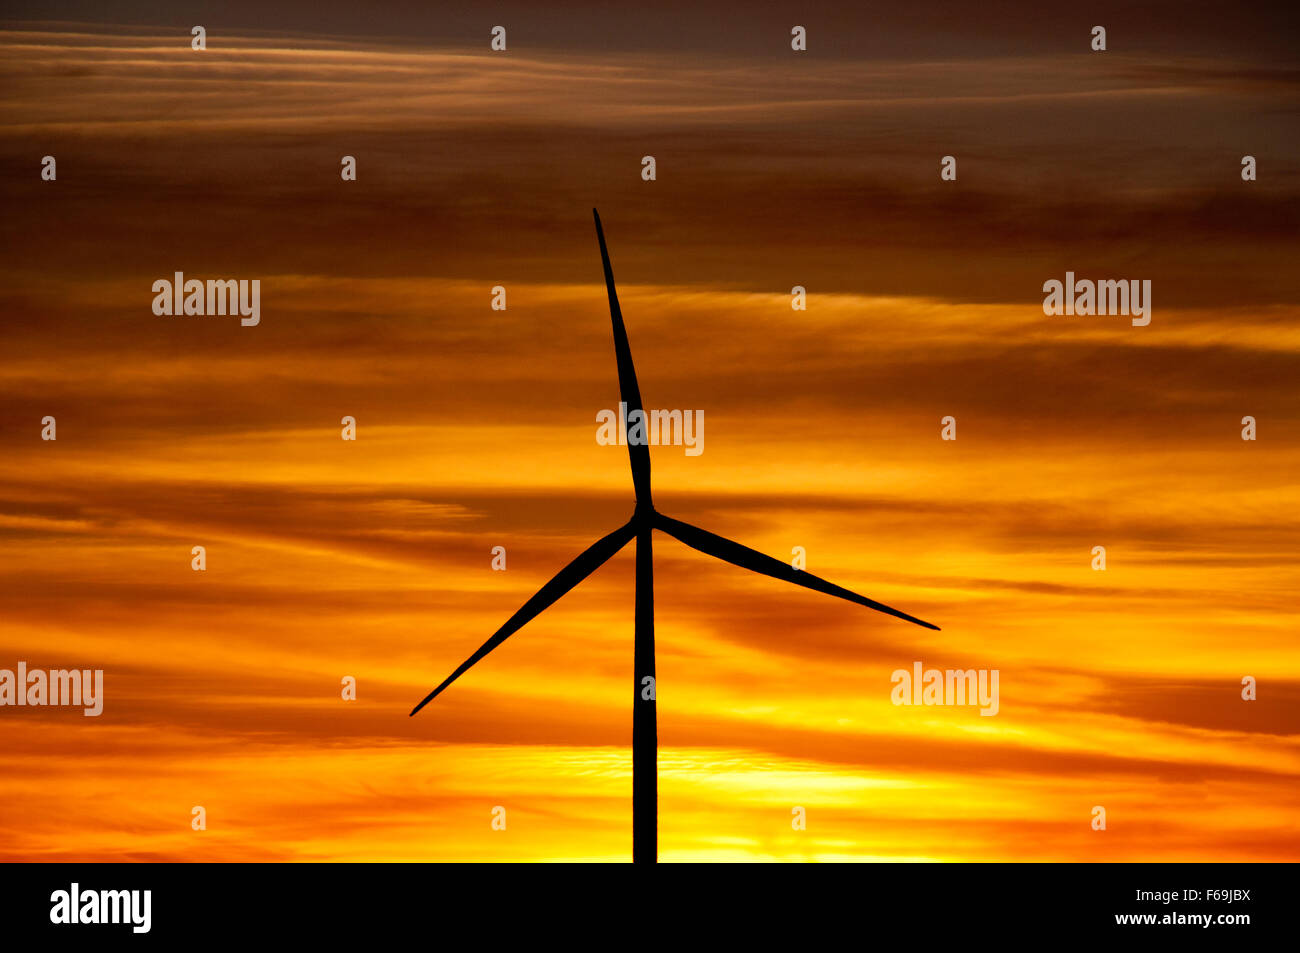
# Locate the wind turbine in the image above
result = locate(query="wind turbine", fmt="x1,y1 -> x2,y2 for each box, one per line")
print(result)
411,209 -> 940,863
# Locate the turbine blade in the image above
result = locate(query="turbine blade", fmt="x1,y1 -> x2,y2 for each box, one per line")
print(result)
410,520 -> 638,715
655,513 -> 939,631
593,209 -> 652,505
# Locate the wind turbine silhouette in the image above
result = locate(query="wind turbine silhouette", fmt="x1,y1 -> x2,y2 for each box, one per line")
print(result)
411,209 -> 940,863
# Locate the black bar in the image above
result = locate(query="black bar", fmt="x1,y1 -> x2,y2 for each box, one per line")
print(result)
0,862 -> 1286,941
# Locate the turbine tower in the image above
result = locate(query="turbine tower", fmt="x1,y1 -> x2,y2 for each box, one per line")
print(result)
411,209 -> 939,863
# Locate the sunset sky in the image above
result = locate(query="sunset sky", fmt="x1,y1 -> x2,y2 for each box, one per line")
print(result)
1,2 -> 1298,862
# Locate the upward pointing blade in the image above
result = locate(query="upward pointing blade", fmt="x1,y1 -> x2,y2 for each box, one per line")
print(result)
593,209 -> 652,506
655,512 -> 940,630
410,519 -> 638,715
